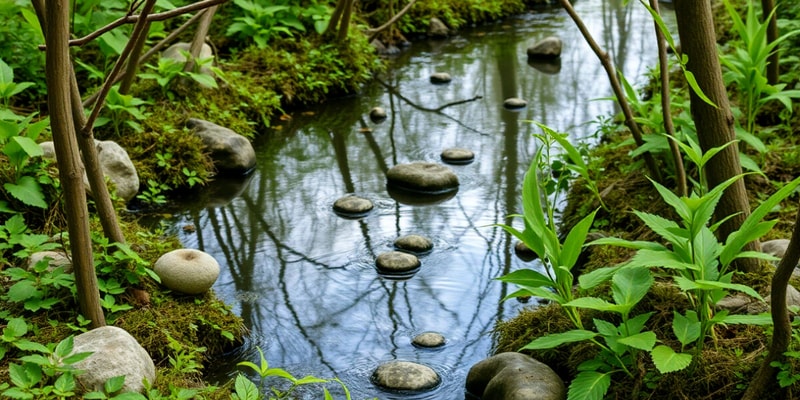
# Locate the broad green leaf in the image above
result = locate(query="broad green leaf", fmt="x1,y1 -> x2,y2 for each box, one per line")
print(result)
53,372 -> 76,394
650,179 -> 691,223
0,59 -> 13,87
54,336 -> 74,358
568,370 -> 611,400
721,176 -> 800,266
617,331 -> 657,351
104,375 -> 126,393
7,280 -> 39,302
721,313 -> 772,325
633,211 -> 684,245
13,340 -> 50,354
651,345 -> 692,373
4,317 -> 27,338
521,330 -> 597,350
672,311 -> 701,346
578,265 -> 620,289
565,297 -> 626,314
612,266 -> 653,308
234,374 -> 259,400
8,136 -> 44,158
496,269 -> 554,288
294,375 -> 328,385
590,237 -> 667,251
561,210 -> 598,271
693,279 -> 763,301
684,70 -> 717,107
4,176 -> 47,208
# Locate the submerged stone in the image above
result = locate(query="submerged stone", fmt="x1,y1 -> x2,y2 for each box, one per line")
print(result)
503,97 -> 528,109
376,251 -> 421,276
370,107 -> 387,122
527,36 -> 563,60
430,72 -> 452,84
394,234 -> 434,254
514,241 -> 537,261
412,331 -> 446,348
386,162 -> 459,194
372,361 -> 440,391
441,148 -> 475,165
333,195 -> 374,217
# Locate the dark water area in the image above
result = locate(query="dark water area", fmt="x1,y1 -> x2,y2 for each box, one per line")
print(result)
167,1 -> 674,398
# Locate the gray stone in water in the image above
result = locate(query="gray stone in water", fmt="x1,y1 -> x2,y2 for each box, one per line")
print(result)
503,97 -> 528,109
70,326 -> 155,394
528,58 -> 562,75
28,250 -> 72,273
527,36 -> 563,60
466,352 -> 565,400
430,72 -> 452,84
333,195 -> 374,217
386,162 -> 459,194
441,147 -> 475,165
514,241 -> 537,262
394,234 -> 434,254
428,17 -> 450,38
375,251 -> 421,275
370,107 -> 387,122
372,361 -> 440,391
187,118 -> 256,174
154,249 -> 220,295
412,331 -> 446,348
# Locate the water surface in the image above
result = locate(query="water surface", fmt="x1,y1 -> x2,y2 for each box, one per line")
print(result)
169,2 -> 674,398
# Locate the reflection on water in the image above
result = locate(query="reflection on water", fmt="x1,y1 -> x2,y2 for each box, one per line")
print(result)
169,1 -> 674,398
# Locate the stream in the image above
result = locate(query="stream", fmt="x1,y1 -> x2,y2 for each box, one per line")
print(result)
167,1 -> 674,398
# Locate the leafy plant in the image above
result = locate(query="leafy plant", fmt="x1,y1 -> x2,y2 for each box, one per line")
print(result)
225,0 -> 308,49
136,179 -> 170,206
234,347 -> 353,400
181,167 -> 205,188
2,335 -> 92,399
0,58 -> 35,108
140,52 -> 223,97
96,86 -> 150,136
0,112 -> 51,209
719,0 -> 800,137
496,134 -> 598,330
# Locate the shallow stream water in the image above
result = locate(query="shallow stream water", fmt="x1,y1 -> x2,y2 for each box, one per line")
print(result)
167,1 -> 674,398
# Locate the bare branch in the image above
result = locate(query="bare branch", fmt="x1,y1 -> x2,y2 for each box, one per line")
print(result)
366,0 -> 417,43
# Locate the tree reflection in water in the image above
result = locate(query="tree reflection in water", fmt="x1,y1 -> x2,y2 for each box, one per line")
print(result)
171,2 -> 674,398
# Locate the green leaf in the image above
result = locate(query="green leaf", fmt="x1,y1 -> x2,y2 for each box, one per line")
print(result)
568,370 -> 612,400
561,210 -> 598,271
294,375 -> 328,385
234,374 -> 259,400
13,340 -> 50,354
4,317 -> 28,338
672,311 -> 701,346
497,269 -> 554,288
564,297 -> 626,313
521,330 -> 597,350
651,345 -> 692,373
684,70 -> 717,107
617,331 -> 657,351
578,265 -> 620,289
611,267 -> 653,308
54,336 -> 74,358
7,280 -> 39,302
104,375 -> 126,394
721,313 -> 773,325
4,176 -> 47,209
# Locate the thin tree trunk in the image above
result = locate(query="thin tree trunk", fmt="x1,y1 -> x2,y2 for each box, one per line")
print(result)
558,0 -> 663,184
31,1 -> 126,246
742,205 -> 800,399
44,0 -> 106,328
184,5 -> 218,73
119,0 -> 158,94
761,0 -> 779,85
673,0 -> 761,272
337,0 -> 354,41
325,0 -> 346,37
649,0 -> 685,197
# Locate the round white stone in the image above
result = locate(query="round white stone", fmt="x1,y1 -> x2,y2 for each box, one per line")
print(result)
154,249 -> 220,295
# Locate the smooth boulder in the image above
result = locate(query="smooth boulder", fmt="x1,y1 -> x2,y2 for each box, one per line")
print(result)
153,249 -> 220,294
527,36 -> 563,60
386,162 -> 459,194
333,195 -> 374,217
163,42 -> 215,80
376,251 -> 421,276
28,250 -> 72,273
430,72 -> 452,84
441,147 -> 475,165
394,234 -> 434,254
187,118 -> 256,174
70,326 -> 155,394
412,331 -> 446,348
466,352 -> 565,400
428,17 -> 450,38
372,361 -> 440,391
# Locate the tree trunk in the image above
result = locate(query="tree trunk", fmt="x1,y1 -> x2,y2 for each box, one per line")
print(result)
761,0 -> 779,85
184,5 -> 218,73
44,0 -> 106,328
673,0 -> 761,273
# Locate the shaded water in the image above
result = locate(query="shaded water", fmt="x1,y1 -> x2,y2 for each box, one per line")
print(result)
169,1 -> 674,398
